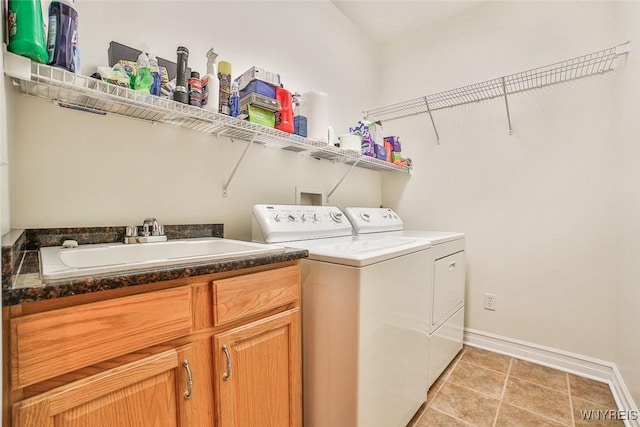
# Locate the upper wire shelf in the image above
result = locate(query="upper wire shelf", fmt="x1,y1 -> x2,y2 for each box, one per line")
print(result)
363,42 -> 629,142
4,51 -> 410,175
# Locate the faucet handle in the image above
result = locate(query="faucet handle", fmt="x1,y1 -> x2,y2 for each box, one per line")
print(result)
125,226 -> 138,237
142,223 -> 151,237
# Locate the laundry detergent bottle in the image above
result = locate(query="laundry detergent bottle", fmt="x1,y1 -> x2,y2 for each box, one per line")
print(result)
46,0 -> 79,72
275,87 -> 294,133
7,0 -> 49,63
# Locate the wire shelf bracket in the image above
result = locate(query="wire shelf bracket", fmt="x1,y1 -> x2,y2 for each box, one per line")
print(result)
423,97 -> 440,145
223,134 -> 257,197
327,158 -> 360,203
363,42 -> 630,142
501,77 -> 513,135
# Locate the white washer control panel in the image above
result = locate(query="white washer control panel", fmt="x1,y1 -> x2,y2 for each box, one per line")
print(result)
252,204 -> 353,243
344,207 -> 404,234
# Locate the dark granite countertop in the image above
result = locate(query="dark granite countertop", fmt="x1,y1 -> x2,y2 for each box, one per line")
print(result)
2,225 -> 308,306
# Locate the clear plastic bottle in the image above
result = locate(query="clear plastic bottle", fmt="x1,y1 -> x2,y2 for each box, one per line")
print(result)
134,52 -> 152,93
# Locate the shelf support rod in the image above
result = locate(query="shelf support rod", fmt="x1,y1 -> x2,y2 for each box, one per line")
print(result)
501,77 -> 513,135
223,134 -> 257,197
327,159 -> 360,203
423,97 -> 440,145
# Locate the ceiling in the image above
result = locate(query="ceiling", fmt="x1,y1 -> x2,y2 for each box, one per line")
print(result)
331,0 -> 482,45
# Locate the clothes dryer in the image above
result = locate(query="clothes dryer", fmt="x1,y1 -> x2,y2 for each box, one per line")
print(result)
345,207 -> 465,387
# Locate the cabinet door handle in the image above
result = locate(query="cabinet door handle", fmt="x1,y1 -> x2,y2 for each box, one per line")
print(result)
449,261 -> 456,269
222,345 -> 232,381
182,360 -> 193,400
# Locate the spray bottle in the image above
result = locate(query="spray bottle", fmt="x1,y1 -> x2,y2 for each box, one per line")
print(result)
134,52 -> 152,93
202,48 -> 219,112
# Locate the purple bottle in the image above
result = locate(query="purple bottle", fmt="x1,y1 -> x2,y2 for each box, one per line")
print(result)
46,0 -> 78,72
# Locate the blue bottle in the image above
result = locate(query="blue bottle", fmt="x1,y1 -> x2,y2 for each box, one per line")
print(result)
46,0 -> 79,72
230,82 -> 240,117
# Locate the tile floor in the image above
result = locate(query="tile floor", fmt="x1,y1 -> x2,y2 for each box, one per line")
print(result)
409,346 -> 623,426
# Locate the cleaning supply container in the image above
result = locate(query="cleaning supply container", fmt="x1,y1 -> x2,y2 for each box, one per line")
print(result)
275,87 -> 294,133
202,48 -> 219,112
218,61 -> 232,115
46,0 -> 79,72
7,0 -> 49,63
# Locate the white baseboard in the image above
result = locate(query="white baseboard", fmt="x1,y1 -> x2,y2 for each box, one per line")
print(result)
464,328 -> 639,427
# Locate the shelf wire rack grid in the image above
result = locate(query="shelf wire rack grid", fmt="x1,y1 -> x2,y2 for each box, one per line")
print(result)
363,42 -> 629,123
12,58 -> 410,175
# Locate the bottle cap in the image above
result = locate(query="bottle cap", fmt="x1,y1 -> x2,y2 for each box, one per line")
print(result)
218,61 -> 232,75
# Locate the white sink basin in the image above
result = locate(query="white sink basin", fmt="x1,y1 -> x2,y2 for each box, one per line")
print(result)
39,237 -> 286,282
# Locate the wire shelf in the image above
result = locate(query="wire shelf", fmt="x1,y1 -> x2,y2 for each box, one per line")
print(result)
10,58 -> 410,175
363,43 -> 629,123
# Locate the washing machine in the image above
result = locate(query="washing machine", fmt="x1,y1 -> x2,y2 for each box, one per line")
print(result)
252,204 -> 432,427
345,207 -> 465,387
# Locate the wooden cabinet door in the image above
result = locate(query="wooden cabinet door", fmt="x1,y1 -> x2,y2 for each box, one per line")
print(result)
12,346 -> 196,427
214,308 -> 301,427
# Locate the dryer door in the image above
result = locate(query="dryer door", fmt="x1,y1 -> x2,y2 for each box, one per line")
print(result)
431,251 -> 465,331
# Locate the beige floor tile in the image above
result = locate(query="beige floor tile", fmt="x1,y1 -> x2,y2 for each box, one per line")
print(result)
430,382 -> 499,427
509,359 -> 569,393
572,396 -> 625,426
460,346 -> 511,373
446,361 -> 507,399
495,402 -> 568,426
503,377 -> 572,425
569,374 -> 617,408
414,407 -> 472,427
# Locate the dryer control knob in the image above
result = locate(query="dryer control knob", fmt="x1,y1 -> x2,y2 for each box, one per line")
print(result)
330,211 -> 343,223
360,213 -> 370,222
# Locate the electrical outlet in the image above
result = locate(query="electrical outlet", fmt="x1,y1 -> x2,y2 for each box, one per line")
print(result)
484,293 -> 496,311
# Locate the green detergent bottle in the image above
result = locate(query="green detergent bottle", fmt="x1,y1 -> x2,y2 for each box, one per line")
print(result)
7,0 -> 49,63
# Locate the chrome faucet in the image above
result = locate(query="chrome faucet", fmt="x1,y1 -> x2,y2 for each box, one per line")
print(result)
125,218 -> 167,244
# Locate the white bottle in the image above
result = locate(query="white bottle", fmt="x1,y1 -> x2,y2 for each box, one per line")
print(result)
203,48 -> 219,112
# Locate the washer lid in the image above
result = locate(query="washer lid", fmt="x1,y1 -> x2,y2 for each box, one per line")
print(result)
284,235 -> 431,267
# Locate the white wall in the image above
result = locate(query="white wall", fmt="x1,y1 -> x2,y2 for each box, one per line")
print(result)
8,1 -> 382,240
380,0 -> 637,380
612,2 -> 640,406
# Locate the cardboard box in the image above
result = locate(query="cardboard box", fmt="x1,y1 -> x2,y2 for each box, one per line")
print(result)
239,80 -> 276,100
247,104 -> 275,128
234,66 -> 281,91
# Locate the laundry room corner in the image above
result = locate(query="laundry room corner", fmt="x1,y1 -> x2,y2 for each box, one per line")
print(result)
379,0 -> 640,411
